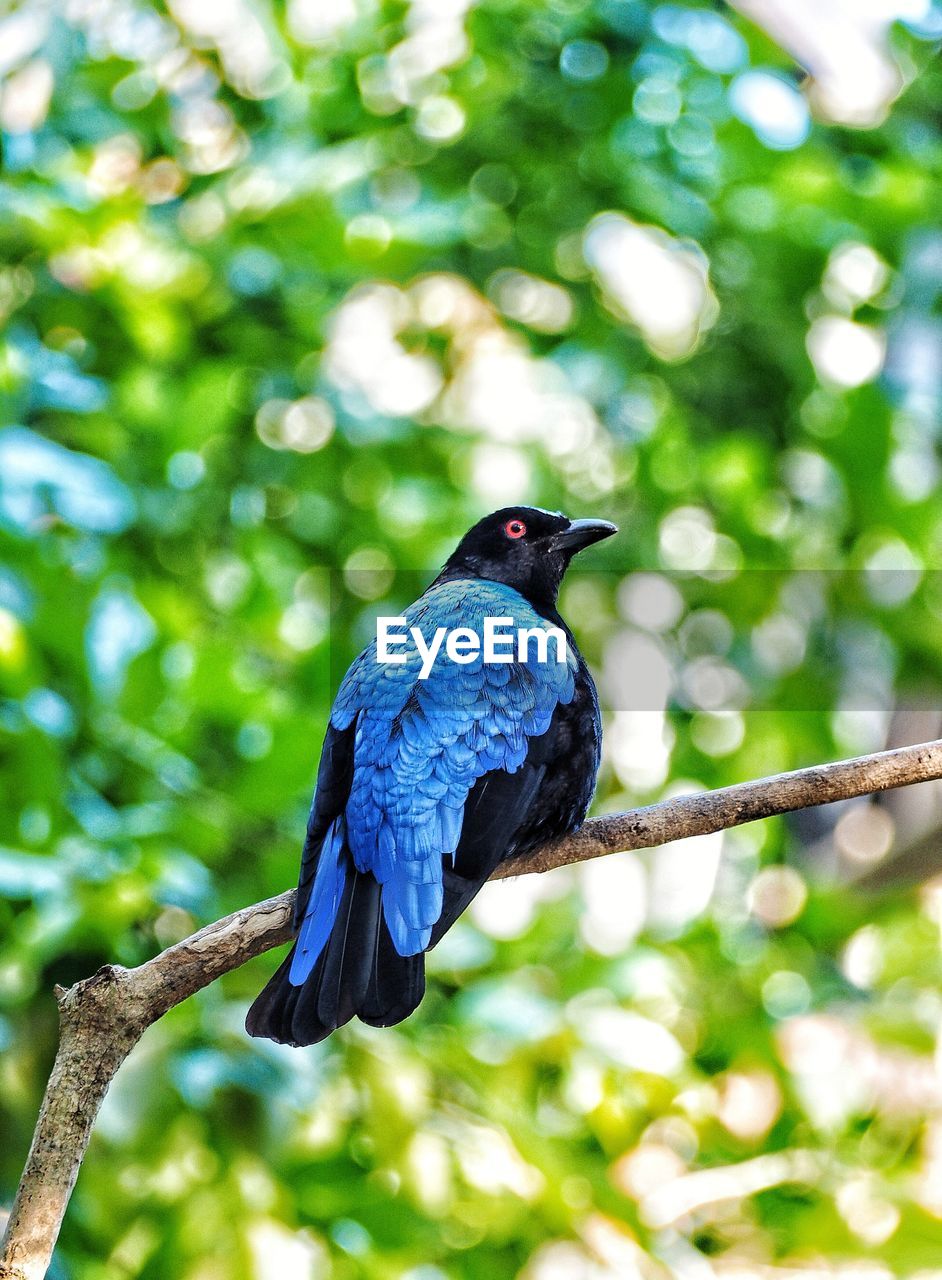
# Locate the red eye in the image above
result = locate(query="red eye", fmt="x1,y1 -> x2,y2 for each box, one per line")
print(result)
504,519 -> 527,540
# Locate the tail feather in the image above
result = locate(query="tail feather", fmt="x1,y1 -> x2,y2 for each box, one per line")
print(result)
246,860 -> 425,1046
359,924 -> 425,1028
244,951 -> 301,1044
315,866 -> 380,1029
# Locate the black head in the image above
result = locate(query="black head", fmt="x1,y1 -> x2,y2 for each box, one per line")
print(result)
436,507 -> 618,608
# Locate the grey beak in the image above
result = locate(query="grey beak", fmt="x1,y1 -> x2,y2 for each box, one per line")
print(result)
553,518 -> 619,553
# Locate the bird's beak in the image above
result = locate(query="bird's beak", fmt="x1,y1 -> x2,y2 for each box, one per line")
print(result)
552,518 -> 618,554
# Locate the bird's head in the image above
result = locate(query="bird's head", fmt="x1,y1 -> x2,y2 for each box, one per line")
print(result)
439,507 -> 618,608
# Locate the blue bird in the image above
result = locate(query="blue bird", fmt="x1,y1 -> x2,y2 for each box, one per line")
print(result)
246,507 -> 617,1045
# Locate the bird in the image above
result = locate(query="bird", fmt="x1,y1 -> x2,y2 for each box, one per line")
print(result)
246,506 -> 617,1046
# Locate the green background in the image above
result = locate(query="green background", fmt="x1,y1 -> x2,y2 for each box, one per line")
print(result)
3,1 -> 942,1276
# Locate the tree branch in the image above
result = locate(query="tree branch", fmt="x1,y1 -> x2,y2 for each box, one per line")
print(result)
3,737 -> 942,1280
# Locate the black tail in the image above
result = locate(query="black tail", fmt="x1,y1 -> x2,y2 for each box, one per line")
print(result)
245,863 -> 425,1046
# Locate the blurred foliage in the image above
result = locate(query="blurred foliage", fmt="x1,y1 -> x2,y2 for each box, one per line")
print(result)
3,0 -> 942,1277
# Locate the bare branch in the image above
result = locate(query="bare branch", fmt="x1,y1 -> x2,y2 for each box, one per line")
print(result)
0,896 -> 296,1280
3,737 -> 942,1280
496,738 -> 942,876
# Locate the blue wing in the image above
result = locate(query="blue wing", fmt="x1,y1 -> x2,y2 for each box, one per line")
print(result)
292,579 -> 577,974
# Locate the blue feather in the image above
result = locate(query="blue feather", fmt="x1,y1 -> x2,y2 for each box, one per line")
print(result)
292,579 -> 579,973
290,817 -> 346,984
